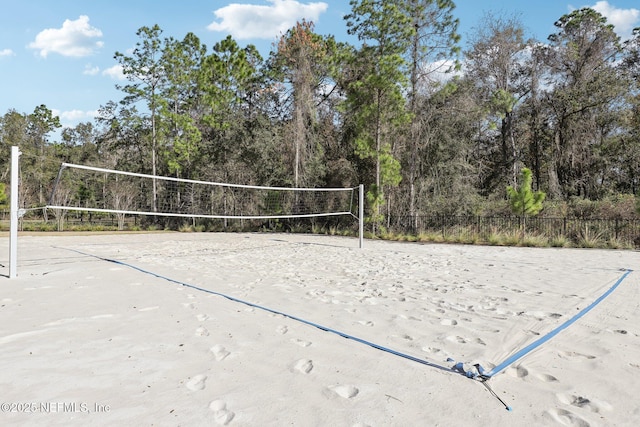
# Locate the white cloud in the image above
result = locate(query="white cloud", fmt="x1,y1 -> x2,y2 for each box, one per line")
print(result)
83,64 -> 100,76
0,48 -> 15,58
57,109 -> 98,122
102,64 -> 125,80
208,0 -> 328,40
585,1 -> 640,39
51,109 -> 98,128
423,59 -> 463,83
28,15 -> 104,58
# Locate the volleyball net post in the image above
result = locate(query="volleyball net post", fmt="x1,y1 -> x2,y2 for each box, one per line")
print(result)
9,146 -> 21,279
358,184 -> 364,249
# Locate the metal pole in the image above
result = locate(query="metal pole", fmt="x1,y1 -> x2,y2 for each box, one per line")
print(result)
359,184 -> 364,249
10,146 -> 21,278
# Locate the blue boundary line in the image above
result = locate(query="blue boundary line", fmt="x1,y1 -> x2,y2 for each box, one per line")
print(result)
60,247 -> 458,376
485,268 -> 633,378
58,246 -> 633,391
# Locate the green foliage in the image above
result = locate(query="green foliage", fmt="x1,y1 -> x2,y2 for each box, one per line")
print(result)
507,168 -> 546,218
491,88 -> 517,117
344,0 -> 412,232
2,10 -> 640,246
270,20 -> 334,187
543,7 -> 625,199
160,32 -> 207,177
0,183 -> 7,209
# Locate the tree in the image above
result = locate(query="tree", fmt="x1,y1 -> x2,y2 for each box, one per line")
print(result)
159,32 -> 208,180
0,110 -> 29,178
28,105 -> 61,206
95,102 -> 152,172
344,0 -> 412,232
541,8 -> 625,199
411,79 -> 483,216
401,0 -> 460,229
114,25 -> 165,212
521,42 -> 547,193
617,28 -> 640,195
507,167 -> 545,236
465,13 -> 532,192
58,122 -> 99,164
199,36 -> 266,185
0,107 -> 60,210
271,20 -> 333,188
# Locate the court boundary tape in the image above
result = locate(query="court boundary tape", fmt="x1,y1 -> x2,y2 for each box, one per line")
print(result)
57,247 -> 458,376
483,268 -> 633,378
57,246 -> 633,411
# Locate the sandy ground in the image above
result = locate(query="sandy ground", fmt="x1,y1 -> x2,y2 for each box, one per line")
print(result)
0,232 -> 638,426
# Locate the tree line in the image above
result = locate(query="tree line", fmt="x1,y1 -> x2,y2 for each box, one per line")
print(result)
1,1 -> 640,232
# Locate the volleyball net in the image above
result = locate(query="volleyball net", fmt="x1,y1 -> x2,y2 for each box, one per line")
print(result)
45,162 -> 365,246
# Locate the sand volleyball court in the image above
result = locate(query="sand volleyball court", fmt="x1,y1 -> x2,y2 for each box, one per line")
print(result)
0,232 -> 638,426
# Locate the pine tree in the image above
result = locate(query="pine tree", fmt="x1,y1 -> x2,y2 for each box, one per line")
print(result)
344,0 -> 412,233
506,167 -> 545,236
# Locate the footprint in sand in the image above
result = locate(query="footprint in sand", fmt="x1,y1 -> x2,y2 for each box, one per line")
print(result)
291,359 -> 314,374
558,351 -> 596,360
186,375 -> 207,391
506,365 -> 529,378
196,327 -> 210,337
210,345 -> 230,361
545,408 -> 591,427
291,339 -> 312,347
536,373 -> 558,382
209,400 -> 235,425
196,314 -> 210,321
276,325 -> 288,334
445,335 -> 466,344
358,320 -> 374,327
440,319 -> 458,326
557,393 -> 613,413
182,302 -> 195,309
325,385 -> 359,399
421,346 -> 442,355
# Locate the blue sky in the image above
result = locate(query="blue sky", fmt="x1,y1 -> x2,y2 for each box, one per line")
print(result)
1,0 -> 639,134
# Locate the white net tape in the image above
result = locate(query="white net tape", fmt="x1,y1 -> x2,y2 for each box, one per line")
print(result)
47,163 -> 359,221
